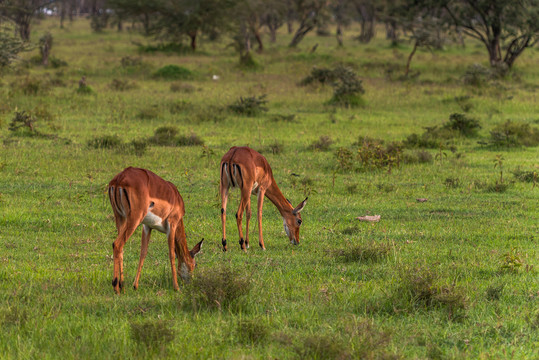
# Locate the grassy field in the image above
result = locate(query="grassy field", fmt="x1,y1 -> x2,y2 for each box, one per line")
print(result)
0,18 -> 538,359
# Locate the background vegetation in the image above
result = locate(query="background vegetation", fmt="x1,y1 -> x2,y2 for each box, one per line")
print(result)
0,6 -> 538,359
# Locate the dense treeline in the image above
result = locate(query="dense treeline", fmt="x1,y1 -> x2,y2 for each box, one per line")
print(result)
1,0 -> 538,69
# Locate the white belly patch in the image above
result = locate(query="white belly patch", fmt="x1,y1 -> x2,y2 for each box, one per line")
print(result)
251,181 -> 259,194
142,211 -> 168,233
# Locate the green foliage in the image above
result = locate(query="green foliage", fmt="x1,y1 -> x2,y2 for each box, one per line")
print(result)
499,248 -> 524,273
182,265 -> 251,311
153,65 -> 194,80
0,27 -> 29,68
489,120 -> 539,147
228,95 -> 268,116
300,66 -> 337,85
329,65 -> 365,107
445,113 -> 481,137
8,111 -> 36,134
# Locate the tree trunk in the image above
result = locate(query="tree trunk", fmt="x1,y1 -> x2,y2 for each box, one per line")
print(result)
385,20 -> 398,45
253,29 -> 263,53
405,41 -> 418,77
289,21 -> 314,47
18,21 -> 30,41
188,31 -> 197,51
336,24 -> 343,47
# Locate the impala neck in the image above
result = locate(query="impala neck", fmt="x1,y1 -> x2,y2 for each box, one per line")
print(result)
265,179 -> 294,217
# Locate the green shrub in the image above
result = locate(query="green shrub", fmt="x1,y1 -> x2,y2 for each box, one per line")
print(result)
148,126 -> 178,146
309,135 -> 334,151
328,65 -> 365,107
153,65 -> 193,80
300,66 -> 337,86
489,120 -> 539,147
228,95 -> 268,116
9,111 -> 36,134
444,113 -> 481,137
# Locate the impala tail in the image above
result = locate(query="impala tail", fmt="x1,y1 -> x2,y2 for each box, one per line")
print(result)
221,161 -> 244,189
108,184 -> 131,218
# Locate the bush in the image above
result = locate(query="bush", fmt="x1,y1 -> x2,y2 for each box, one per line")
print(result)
153,65 -> 193,80
109,78 -> 137,91
148,126 -> 178,146
328,66 -> 365,107
444,113 -> 481,137
300,66 -> 337,86
356,137 -> 401,170
181,265 -> 251,311
228,95 -> 268,116
309,135 -> 334,151
489,120 -> 539,147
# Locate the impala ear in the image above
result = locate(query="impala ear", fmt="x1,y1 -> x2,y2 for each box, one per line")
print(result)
292,197 -> 308,214
190,239 -> 204,258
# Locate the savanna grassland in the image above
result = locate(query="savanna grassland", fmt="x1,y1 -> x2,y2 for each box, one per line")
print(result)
0,18 -> 538,359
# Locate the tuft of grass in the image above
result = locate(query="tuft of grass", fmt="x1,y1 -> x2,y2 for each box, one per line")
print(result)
176,133 -> 204,146
181,265 -> 251,311
293,334 -> 350,360
88,135 -> 122,149
148,126 -> 178,146
334,242 -> 391,263
236,319 -> 270,344
153,65 -> 193,80
130,320 -> 175,349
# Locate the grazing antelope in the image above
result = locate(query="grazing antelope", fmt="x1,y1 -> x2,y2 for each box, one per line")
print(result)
108,167 -> 203,294
220,146 -> 307,251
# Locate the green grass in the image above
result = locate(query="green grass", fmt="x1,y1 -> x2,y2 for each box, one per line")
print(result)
0,18 -> 538,359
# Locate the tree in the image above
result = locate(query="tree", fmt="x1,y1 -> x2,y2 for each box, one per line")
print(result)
0,0 -> 56,41
0,26 -> 30,68
354,0 -> 376,43
441,0 -> 539,68
288,0 -> 329,47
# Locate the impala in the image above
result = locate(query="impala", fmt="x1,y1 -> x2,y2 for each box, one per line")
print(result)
220,146 -> 307,251
108,167 -> 203,294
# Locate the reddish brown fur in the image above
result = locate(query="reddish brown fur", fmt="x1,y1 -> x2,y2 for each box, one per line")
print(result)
108,167 -> 202,294
219,146 -> 307,251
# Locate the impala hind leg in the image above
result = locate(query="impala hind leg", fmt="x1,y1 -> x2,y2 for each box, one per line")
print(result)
257,191 -> 266,250
235,191 -> 249,251
220,184 -> 229,252
133,225 -> 151,290
112,221 -> 138,294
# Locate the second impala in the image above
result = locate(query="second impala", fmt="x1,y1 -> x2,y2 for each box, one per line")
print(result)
220,146 -> 307,251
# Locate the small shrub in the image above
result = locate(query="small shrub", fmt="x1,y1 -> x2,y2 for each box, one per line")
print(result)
130,320 -> 175,348
334,242 -> 391,263
109,78 -> 137,91
462,63 -> 491,86
328,65 -> 365,107
137,105 -> 161,120
486,283 -> 504,301
300,66 -> 337,86
444,113 -> 481,137
49,57 -> 68,68
499,248 -> 524,273
335,147 -> 354,171
129,139 -> 148,156
76,83 -> 94,95
228,95 -> 268,116
148,126 -> 178,146
153,65 -> 193,80
176,133 -> 204,146
356,137 -> 401,170
270,114 -> 296,122
310,135 -> 334,151
170,82 -> 195,93
403,150 -> 433,164
88,135 -> 122,149
12,76 -> 50,95
9,111 -> 36,134
182,265 -> 251,311
489,120 -> 539,147
236,319 -> 269,344
294,335 -> 350,360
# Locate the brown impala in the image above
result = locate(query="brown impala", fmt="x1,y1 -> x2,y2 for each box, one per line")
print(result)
108,167 -> 203,294
220,146 -> 307,251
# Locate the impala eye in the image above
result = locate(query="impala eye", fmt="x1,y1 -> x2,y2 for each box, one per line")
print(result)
297,219 -> 302,226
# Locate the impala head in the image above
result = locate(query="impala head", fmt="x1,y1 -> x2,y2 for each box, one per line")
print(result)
283,197 -> 307,245
179,239 -> 204,282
